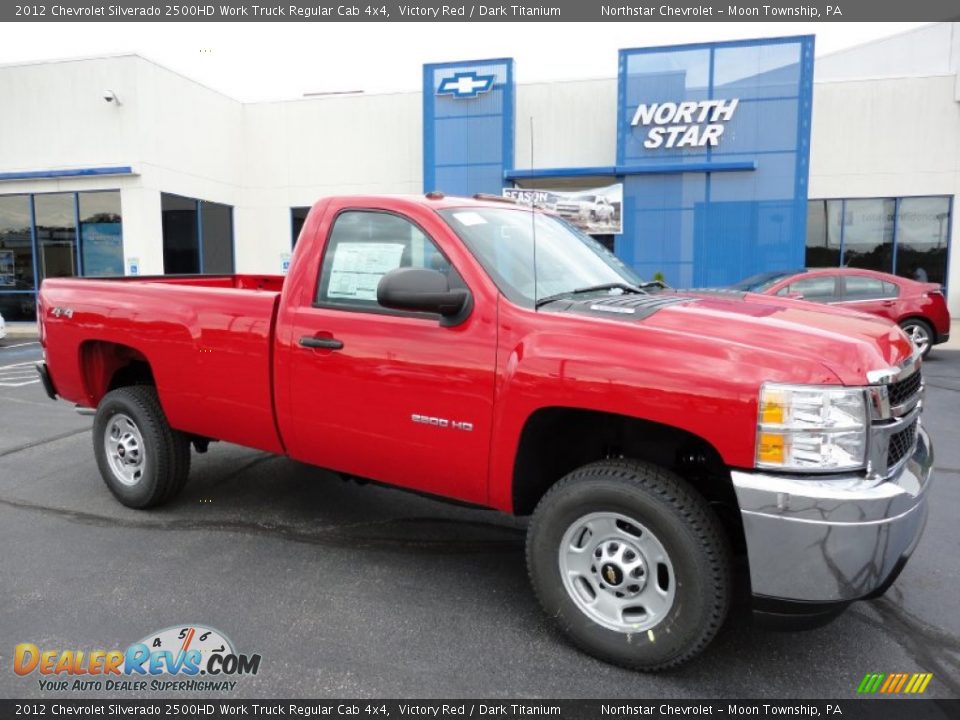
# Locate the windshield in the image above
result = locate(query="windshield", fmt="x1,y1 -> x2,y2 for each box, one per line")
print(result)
439,207 -> 643,307
729,270 -> 800,292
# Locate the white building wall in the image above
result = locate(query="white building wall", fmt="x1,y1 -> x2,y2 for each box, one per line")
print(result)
814,23 -> 959,85
236,91 -> 423,273
514,78 -> 617,170
0,54 -> 243,276
809,76 -> 960,314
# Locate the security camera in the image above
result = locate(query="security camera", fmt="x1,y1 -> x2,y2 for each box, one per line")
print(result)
102,89 -> 122,105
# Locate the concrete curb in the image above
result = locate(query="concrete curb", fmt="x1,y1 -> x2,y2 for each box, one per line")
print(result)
3,322 -> 39,339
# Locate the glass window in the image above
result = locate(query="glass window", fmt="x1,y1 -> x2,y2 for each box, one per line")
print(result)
440,207 -> 641,307
200,201 -> 234,274
291,207 -> 310,247
777,275 -> 838,303
895,197 -> 950,286
316,211 -> 463,310
162,194 -> 199,274
79,191 -> 123,276
842,275 -> 898,301
804,200 -> 842,268
0,293 -> 36,322
840,199 -> 895,273
0,195 -> 35,292
34,193 -> 78,280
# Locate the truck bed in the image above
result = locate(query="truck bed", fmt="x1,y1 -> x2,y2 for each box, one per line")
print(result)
39,274 -> 287,454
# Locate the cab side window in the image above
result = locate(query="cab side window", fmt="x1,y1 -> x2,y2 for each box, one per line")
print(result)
776,276 -> 838,303
315,211 -> 464,310
843,276 -> 899,301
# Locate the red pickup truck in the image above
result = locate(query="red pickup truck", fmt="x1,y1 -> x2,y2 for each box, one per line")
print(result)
37,194 -> 933,671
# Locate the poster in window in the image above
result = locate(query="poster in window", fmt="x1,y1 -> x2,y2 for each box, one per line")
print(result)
503,184 -> 623,235
0,250 -> 14,287
81,223 -> 124,276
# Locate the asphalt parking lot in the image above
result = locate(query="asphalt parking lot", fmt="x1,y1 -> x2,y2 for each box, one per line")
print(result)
1,334 -> 958,700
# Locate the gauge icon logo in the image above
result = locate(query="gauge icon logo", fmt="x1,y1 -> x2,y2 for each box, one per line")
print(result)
137,625 -> 234,667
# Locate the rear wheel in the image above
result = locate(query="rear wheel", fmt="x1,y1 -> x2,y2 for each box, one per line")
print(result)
526,459 -> 731,671
93,386 -> 191,508
899,318 -> 934,358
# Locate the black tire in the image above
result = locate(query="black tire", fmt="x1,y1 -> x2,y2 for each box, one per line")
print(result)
899,318 -> 934,358
526,459 -> 731,671
93,386 -> 191,508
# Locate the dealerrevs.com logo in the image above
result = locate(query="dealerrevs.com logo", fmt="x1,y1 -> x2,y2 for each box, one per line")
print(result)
14,624 -> 261,692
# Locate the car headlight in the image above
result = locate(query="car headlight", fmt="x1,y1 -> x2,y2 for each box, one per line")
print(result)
756,383 -> 867,471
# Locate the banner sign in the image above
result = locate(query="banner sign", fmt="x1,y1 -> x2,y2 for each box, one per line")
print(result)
0,699 -> 953,719
503,183 -> 623,235
2,1 -> 958,22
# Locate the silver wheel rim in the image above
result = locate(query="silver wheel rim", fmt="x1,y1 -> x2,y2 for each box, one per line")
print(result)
905,324 -> 930,353
558,511 -> 676,633
104,413 -> 147,487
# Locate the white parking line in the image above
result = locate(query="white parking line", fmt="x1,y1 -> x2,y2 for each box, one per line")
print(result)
1,341 -> 40,349
0,361 -> 39,387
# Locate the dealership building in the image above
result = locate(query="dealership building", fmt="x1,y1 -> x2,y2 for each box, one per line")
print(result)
0,23 -> 958,321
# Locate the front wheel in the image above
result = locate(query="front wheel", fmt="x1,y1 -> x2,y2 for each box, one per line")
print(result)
899,318 -> 934,358
93,386 -> 191,508
526,459 -> 731,671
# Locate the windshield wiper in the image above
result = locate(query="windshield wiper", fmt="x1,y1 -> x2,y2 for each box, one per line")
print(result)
535,282 -> 646,309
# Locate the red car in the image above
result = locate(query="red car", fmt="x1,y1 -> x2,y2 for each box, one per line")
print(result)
731,267 -> 951,357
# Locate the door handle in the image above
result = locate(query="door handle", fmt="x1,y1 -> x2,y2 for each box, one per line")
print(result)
299,335 -> 344,350
881,300 -> 896,307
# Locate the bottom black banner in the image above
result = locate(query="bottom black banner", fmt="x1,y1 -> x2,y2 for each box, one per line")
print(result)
0,700 -> 957,720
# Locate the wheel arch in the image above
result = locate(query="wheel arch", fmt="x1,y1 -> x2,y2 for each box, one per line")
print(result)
898,314 -> 936,339
511,406 -> 745,552
79,340 -> 156,406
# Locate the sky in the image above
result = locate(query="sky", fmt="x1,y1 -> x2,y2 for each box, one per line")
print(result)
0,21 -> 929,101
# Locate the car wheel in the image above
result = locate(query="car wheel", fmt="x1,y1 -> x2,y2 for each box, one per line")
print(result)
93,386 -> 191,508
526,459 -> 732,671
900,318 -> 934,358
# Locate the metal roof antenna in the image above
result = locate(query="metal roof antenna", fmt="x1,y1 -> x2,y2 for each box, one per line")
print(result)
529,116 -> 539,310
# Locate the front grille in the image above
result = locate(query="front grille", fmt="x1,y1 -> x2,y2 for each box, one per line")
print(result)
887,419 -> 918,467
889,370 -> 922,408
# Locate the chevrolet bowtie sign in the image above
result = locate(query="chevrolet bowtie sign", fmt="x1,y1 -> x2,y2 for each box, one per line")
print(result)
437,71 -> 495,98
631,98 -> 740,149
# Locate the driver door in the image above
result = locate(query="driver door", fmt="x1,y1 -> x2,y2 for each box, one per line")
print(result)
283,209 -> 497,505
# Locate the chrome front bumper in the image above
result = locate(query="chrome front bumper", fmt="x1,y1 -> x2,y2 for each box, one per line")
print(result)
731,427 -> 933,605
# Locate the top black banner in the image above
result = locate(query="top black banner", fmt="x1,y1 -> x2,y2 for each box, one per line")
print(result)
4,0 -> 960,22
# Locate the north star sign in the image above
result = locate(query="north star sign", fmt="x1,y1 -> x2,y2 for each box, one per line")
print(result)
630,98 -> 740,149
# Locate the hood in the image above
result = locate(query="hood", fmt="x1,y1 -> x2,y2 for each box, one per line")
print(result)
550,290 -> 914,385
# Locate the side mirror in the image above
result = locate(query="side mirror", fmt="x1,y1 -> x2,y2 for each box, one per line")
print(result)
377,267 -> 471,325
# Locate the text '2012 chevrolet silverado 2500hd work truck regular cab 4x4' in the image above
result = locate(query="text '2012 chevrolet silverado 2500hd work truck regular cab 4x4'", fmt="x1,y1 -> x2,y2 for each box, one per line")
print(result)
37,194 -> 933,671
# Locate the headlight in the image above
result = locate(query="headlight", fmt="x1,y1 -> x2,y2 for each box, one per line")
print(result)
756,383 -> 867,471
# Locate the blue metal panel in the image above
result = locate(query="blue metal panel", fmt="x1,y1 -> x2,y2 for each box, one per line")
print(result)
73,191 -> 83,276
29,195 -> 39,295
0,166 -> 133,182
423,58 -> 514,196
504,160 -> 756,181
196,199 -> 205,274
617,36 -> 815,288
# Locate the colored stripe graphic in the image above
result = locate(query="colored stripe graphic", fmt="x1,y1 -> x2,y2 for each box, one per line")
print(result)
912,673 -> 934,694
857,673 -> 885,694
857,672 -> 932,694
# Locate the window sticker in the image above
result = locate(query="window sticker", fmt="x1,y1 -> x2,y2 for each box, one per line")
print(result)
327,242 -> 405,301
451,211 -> 488,227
